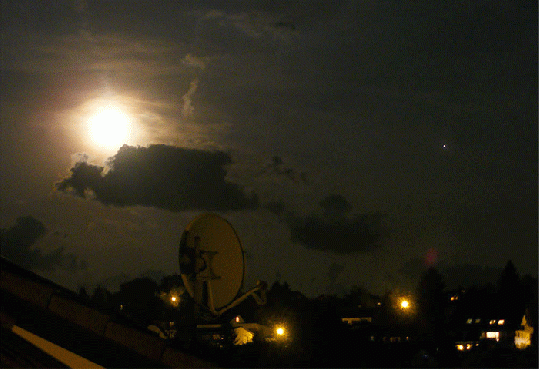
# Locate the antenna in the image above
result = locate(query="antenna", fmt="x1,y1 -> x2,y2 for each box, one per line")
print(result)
179,214 -> 266,320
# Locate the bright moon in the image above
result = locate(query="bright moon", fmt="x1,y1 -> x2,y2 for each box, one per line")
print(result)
88,106 -> 131,150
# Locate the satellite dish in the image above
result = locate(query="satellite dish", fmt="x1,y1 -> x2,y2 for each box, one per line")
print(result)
179,214 -> 245,314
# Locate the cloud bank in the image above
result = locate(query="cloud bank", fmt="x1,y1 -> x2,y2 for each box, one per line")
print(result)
267,194 -> 386,254
57,144 -> 258,211
0,216 -> 84,271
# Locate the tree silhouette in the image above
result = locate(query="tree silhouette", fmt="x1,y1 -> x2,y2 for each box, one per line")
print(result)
115,277 -> 162,326
497,260 -> 524,326
416,267 -> 446,346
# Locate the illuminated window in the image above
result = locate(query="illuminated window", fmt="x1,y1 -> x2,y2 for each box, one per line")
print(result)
457,344 -> 464,351
475,318 -> 481,323
485,332 -> 500,341
466,318 -> 473,324
489,320 -> 496,325
497,319 -> 505,325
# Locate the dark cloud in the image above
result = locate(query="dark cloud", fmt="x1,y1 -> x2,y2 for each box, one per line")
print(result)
289,195 -> 386,254
258,156 -> 308,183
57,144 -> 258,211
0,216 -> 84,271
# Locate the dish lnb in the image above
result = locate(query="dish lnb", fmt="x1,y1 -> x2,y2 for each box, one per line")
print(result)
179,214 -> 266,318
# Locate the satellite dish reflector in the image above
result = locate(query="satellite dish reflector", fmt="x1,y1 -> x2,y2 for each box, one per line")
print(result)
179,214 -> 244,312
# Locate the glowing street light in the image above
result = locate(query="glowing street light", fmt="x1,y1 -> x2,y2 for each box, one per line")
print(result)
400,300 -> 410,309
169,295 -> 179,307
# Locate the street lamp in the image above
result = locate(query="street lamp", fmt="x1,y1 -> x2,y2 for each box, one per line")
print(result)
400,300 -> 410,309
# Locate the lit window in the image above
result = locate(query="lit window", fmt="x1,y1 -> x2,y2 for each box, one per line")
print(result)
485,332 -> 500,341
457,344 -> 464,351
489,320 -> 496,325
475,318 -> 481,323
466,318 -> 473,324
498,319 -> 505,325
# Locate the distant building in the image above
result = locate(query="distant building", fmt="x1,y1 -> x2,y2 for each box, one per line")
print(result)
514,314 -> 534,350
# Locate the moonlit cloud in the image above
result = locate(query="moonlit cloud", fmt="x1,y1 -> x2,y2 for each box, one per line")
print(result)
181,79 -> 198,119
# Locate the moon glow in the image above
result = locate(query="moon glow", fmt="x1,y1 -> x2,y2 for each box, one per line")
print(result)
88,106 -> 131,150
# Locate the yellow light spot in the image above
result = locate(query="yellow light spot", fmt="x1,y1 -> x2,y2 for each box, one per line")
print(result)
171,296 -> 177,302
400,300 -> 409,309
276,327 -> 285,336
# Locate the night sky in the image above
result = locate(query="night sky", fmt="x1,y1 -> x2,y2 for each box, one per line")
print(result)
1,0 -> 537,298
